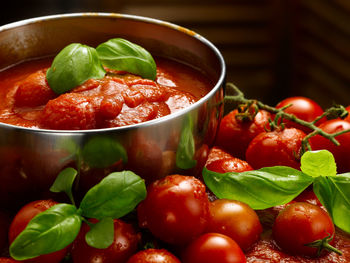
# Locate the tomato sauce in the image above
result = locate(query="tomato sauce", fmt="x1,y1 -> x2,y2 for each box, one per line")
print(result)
0,57 -> 212,130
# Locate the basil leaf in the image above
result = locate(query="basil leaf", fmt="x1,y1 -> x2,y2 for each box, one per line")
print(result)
82,137 -> 127,168
203,166 -> 314,210
50,167 -> 78,204
47,43 -> 106,94
79,171 -> 147,219
85,217 -> 114,249
314,174 -> 350,233
176,115 -> 197,169
10,204 -> 82,260
301,150 -> 337,177
96,38 -> 157,80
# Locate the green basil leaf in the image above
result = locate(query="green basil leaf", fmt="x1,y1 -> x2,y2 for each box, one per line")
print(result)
10,204 -> 82,260
96,38 -> 157,80
50,167 -> 78,204
314,174 -> 350,233
82,137 -> 127,168
301,150 -> 337,177
47,43 -> 106,94
79,171 -> 147,219
176,115 -> 197,170
203,166 -> 314,210
85,217 -> 114,249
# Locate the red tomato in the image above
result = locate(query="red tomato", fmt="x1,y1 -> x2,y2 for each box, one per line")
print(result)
137,174 -> 210,245
182,233 -> 246,263
215,109 -> 271,159
309,119 -> 350,173
246,127 -> 306,169
71,219 -> 139,263
344,105 -> 350,122
8,200 -> 68,263
207,199 -> 262,251
294,189 -> 322,207
273,202 -> 335,257
206,157 -> 253,173
126,249 -> 181,263
276,96 -> 326,133
0,258 -> 20,263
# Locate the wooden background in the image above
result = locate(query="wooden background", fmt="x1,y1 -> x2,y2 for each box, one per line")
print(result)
1,0 -> 349,107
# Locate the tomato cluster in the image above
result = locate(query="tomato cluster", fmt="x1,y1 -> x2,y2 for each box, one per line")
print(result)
0,96 -> 349,262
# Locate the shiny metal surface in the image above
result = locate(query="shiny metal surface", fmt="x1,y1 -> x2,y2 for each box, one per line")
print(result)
0,13 -> 225,207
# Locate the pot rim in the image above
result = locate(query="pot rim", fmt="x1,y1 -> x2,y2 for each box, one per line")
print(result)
0,12 -> 226,134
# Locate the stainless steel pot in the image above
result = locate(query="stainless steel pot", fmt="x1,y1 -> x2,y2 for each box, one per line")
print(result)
0,13 -> 225,208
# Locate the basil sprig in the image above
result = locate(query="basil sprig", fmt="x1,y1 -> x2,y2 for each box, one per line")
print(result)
97,38 -> 157,81
204,166 -> 313,210
10,169 -> 147,260
80,171 -> 147,219
10,204 -> 82,260
46,43 -> 106,94
46,38 -> 157,94
203,150 -> 350,234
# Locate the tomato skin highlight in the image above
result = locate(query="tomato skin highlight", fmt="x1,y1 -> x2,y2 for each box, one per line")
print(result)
137,174 -> 210,245
207,199 -> 262,251
126,249 -> 181,263
8,200 -> 68,263
245,127 -> 306,169
309,119 -> 350,173
272,202 -> 335,257
206,157 -> 253,173
215,109 -> 271,159
276,96 -> 326,133
71,219 -> 139,263
182,233 -> 246,263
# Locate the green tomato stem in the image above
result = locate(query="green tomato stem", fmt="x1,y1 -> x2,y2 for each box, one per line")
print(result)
305,234 -> 342,257
225,83 -> 350,152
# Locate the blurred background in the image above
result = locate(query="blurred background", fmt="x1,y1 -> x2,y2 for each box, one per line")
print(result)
1,0 -> 349,107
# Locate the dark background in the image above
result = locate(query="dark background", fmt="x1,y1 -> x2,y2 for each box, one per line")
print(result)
1,0 -> 350,107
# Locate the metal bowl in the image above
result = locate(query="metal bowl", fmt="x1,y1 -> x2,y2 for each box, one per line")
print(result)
0,13 -> 225,207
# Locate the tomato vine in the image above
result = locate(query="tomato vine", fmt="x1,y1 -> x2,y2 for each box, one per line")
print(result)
224,83 -> 350,151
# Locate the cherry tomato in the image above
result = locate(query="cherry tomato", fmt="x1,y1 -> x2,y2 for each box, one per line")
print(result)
276,96 -> 326,133
294,189 -> 322,207
182,233 -> 246,263
0,258 -> 19,263
215,109 -> 271,159
273,202 -> 335,257
207,199 -> 262,251
71,219 -> 139,263
344,105 -> 350,122
206,157 -> 253,173
8,200 -> 68,263
246,127 -> 306,169
309,119 -> 350,173
126,249 -> 181,263
137,174 -> 209,245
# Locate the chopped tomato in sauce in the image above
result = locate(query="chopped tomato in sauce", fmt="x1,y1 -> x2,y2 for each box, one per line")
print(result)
0,57 -> 212,130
